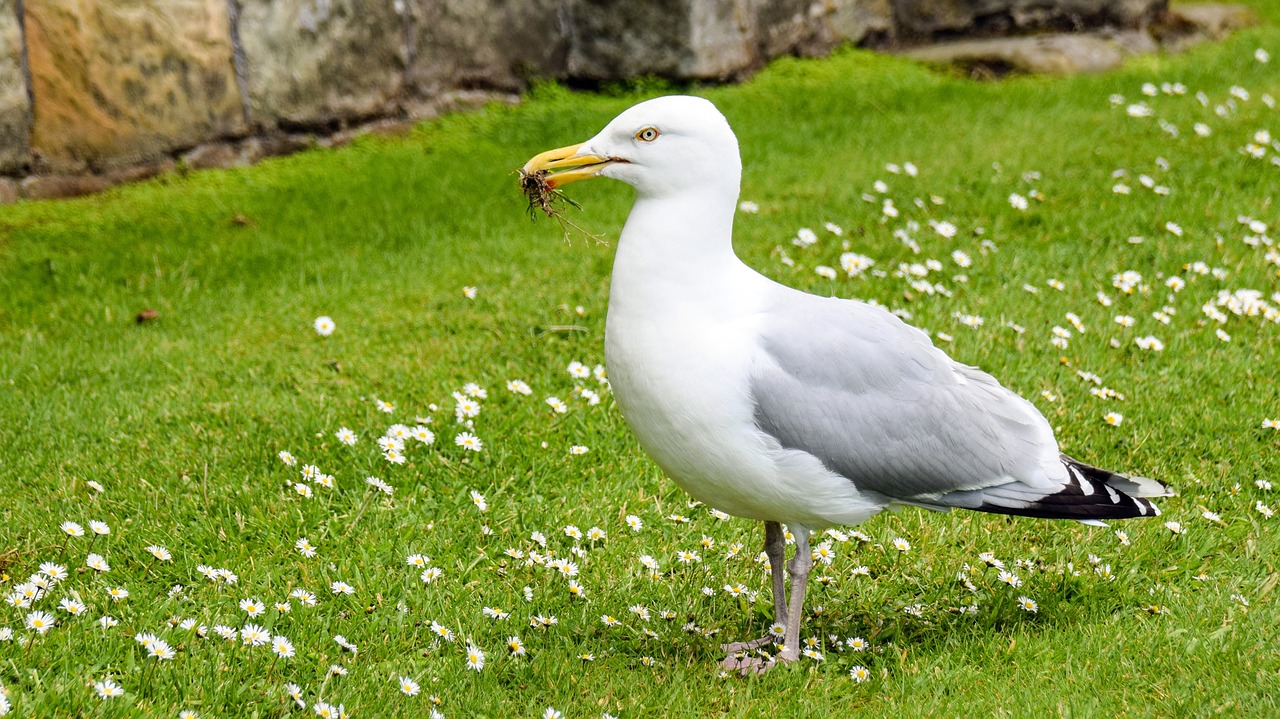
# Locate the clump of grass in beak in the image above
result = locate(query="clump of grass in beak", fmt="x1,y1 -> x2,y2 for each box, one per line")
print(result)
518,167 -> 581,220
518,144 -> 613,243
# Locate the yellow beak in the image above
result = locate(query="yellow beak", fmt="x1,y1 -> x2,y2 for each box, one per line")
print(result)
521,142 -> 617,189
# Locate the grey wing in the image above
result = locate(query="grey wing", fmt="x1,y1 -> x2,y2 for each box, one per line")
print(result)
749,295 -> 1064,501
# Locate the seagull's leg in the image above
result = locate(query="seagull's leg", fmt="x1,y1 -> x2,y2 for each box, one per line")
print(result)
764,520 -> 788,630
777,524 -> 812,663
720,521 -> 787,656
721,516 -> 788,670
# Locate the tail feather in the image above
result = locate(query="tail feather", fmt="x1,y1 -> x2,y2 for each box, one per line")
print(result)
924,454 -> 1173,521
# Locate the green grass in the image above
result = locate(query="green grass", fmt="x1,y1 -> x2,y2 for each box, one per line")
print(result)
3,8 -> 1280,716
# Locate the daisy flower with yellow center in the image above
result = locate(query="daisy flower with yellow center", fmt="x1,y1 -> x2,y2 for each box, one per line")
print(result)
465,644 -> 485,672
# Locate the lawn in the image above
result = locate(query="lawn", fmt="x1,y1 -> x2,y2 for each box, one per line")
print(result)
2,5 -> 1279,717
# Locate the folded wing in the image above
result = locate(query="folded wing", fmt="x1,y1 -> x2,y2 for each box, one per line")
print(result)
749,295 -> 1169,519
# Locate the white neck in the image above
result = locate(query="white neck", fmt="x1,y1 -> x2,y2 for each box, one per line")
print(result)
608,190 -> 749,313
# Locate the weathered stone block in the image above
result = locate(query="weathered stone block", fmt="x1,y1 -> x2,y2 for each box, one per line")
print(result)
236,0 -> 406,130
687,0 -> 759,77
0,176 -> 17,203
751,0 -> 895,60
1154,3 -> 1256,52
20,172 -> 110,200
753,0 -> 818,60
182,140 -> 242,170
240,133 -> 314,163
826,0 -> 897,46
891,0 -> 1166,40
103,158 -> 175,185
556,0 -> 893,83
0,0 -> 30,173
564,0 -> 738,80
903,32 -> 1144,74
407,0 -> 565,100
23,0 -> 245,173
1166,2 -> 1255,37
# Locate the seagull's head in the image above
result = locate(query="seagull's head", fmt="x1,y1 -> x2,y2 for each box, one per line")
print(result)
522,95 -> 741,200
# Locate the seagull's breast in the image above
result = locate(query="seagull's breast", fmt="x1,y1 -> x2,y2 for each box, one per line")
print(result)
605,294 -> 774,518
603,261 -> 885,528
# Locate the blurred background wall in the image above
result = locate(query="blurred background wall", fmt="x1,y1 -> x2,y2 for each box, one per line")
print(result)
0,0 -> 1169,202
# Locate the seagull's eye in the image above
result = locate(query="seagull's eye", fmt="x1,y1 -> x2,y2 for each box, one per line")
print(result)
635,127 -> 660,142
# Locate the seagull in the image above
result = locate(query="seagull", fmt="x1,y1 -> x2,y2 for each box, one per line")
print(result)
521,95 -> 1172,671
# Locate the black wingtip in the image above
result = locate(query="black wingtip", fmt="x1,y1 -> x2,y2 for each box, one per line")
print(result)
955,456 -> 1169,521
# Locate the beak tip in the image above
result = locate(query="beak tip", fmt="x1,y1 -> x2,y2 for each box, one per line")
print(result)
523,142 -> 611,190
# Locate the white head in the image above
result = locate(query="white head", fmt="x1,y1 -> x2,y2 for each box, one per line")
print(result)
522,95 -> 742,201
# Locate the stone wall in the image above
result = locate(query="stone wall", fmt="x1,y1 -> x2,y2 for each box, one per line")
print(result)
24,0 -> 245,173
890,0 -> 1166,39
0,0 -> 29,176
0,0 -> 1168,202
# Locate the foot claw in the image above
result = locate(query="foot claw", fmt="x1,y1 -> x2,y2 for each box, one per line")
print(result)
720,652 -> 774,675
719,636 -> 777,654
720,636 -> 791,675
